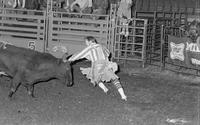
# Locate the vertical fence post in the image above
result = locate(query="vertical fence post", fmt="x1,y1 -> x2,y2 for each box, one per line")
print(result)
143,20 -> 148,68
109,4 -> 117,61
160,24 -> 165,71
46,0 -> 53,53
44,8 -> 48,53
198,89 -> 200,125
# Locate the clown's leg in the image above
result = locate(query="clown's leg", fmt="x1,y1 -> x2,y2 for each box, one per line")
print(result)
112,79 -> 127,101
98,82 -> 109,93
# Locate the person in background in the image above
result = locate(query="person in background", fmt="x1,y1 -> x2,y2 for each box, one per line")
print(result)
117,0 -> 132,37
68,36 -> 127,101
70,0 -> 92,14
92,0 -> 109,15
187,20 -> 200,44
63,0 -> 75,12
4,0 -> 24,8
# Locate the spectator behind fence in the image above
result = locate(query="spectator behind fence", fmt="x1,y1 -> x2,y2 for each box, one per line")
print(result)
117,0 -> 133,37
24,0 -> 40,10
189,20 -> 200,48
117,0 -> 132,20
92,0 -> 109,15
70,0 -> 92,14
180,20 -> 200,51
3,0 -> 21,8
39,0 -> 48,10
63,0 -> 75,12
186,20 -> 200,43
4,0 -> 40,10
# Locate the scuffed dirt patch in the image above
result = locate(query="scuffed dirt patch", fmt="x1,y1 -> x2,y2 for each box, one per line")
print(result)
121,61 -> 200,86
130,88 -> 154,104
122,106 -> 167,125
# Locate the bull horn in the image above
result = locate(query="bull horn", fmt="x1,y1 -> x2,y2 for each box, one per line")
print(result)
62,53 -> 68,62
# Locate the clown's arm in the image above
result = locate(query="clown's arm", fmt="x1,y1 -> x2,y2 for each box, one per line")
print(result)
68,46 -> 92,61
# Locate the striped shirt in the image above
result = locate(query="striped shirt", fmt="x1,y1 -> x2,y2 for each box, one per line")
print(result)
69,44 -> 110,62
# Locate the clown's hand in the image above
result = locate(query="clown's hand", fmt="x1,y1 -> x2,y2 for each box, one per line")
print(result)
68,56 -> 74,62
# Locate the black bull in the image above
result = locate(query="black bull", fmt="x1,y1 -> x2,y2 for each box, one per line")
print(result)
0,44 -> 73,97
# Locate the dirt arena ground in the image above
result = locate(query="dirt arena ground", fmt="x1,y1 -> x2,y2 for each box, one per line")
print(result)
0,61 -> 199,125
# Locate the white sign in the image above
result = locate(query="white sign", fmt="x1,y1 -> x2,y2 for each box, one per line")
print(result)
185,42 -> 200,52
191,58 -> 200,65
170,42 -> 185,61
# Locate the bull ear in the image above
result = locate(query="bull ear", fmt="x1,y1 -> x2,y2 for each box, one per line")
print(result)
62,53 -> 68,63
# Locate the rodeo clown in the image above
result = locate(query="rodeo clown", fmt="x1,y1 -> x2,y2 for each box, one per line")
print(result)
68,36 -> 127,101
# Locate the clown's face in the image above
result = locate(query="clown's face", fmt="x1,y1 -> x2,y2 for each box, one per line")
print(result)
85,39 -> 92,46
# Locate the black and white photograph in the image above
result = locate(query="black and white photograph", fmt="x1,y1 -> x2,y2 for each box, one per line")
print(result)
0,0 -> 199,125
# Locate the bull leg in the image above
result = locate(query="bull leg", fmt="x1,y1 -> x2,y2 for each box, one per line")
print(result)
8,72 -> 22,98
8,75 -> 21,98
67,67 -> 73,87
